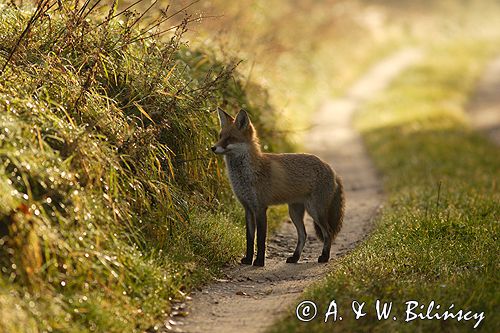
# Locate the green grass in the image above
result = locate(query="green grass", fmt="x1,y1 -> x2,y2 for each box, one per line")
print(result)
0,2 -> 289,332
269,40 -> 500,332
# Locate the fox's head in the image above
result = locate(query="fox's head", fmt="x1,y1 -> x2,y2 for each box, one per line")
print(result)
211,108 -> 258,155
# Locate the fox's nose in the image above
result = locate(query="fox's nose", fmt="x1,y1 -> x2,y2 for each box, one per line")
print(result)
211,146 -> 216,152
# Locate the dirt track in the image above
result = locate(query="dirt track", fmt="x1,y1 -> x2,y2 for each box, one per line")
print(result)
174,49 -> 423,333
468,55 -> 500,145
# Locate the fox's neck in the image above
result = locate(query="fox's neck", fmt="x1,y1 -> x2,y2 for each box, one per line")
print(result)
224,144 -> 263,172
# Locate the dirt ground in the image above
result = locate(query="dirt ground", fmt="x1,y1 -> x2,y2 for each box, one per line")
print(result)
467,55 -> 500,145
171,49 -> 423,333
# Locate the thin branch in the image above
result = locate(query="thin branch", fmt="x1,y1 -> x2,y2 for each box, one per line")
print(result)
122,15 -> 220,47
130,0 -> 201,43
95,0 -> 145,28
76,0 -> 93,17
127,0 -> 158,31
80,0 -> 102,21
0,0 -> 52,75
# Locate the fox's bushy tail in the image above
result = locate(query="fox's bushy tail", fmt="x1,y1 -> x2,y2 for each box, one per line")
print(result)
314,175 -> 345,241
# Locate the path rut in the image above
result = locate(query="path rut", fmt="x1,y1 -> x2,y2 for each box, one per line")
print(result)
175,49 -> 423,333
468,55 -> 500,145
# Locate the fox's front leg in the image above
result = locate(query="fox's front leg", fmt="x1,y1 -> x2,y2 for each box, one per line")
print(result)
253,207 -> 268,267
241,207 -> 255,265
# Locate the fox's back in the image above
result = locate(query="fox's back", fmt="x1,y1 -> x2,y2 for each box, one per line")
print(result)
257,153 -> 335,205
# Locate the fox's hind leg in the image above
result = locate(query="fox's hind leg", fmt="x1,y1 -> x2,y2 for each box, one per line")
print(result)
315,215 -> 332,263
317,223 -> 332,263
306,203 -> 332,263
286,203 -> 306,263
306,199 -> 332,263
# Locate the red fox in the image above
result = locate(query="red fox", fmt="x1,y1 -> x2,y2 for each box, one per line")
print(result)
211,108 -> 345,266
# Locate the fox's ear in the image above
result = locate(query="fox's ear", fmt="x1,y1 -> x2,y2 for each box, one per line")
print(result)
235,109 -> 250,130
217,107 -> 233,127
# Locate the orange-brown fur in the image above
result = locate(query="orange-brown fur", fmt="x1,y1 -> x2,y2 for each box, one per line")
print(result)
212,108 -> 345,266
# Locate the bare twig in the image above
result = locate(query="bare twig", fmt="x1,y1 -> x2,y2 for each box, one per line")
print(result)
95,0 -> 145,28
80,0 -> 102,22
0,0 -> 52,75
127,0 -> 158,31
128,0 -> 201,43
122,15 -> 220,47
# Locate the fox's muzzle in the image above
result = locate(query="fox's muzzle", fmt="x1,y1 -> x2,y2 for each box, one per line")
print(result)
211,145 -> 226,154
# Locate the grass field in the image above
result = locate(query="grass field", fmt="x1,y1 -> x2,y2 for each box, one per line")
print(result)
269,39 -> 500,332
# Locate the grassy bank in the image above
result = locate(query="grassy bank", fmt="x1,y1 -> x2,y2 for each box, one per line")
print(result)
269,39 -> 500,332
0,2 -> 288,332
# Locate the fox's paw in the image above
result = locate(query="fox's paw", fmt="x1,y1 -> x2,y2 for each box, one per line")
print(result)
317,255 -> 330,263
286,255 -> 299,263
240,257 -> 252,265
252,258 -> 265,267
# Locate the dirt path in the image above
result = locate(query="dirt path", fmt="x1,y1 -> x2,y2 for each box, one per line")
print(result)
467,55 -> 500,145
175,49 -> 423,333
